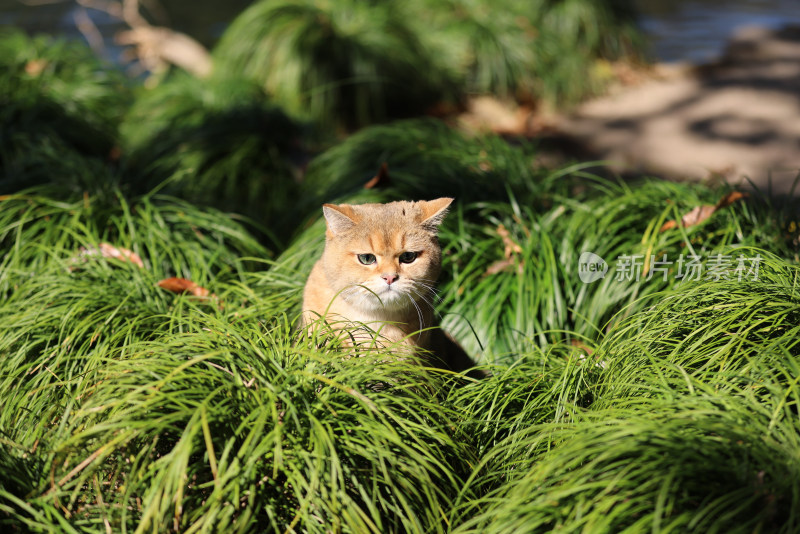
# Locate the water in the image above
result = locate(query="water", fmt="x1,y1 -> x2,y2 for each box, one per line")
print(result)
2,0 -> 800,65
634,0 -> 800,63
0,0 -> 250,49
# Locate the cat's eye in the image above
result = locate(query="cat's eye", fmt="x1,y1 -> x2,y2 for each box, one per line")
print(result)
357,253 -> 377,265
399,251 -> 417,264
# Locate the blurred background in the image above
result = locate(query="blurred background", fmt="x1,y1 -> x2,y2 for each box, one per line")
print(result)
3,0 -> 800,202
4,0 -> 800,65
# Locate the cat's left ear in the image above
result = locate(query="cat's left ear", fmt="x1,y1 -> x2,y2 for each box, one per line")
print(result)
419,197 -> 453,231
322,204 -> 357,236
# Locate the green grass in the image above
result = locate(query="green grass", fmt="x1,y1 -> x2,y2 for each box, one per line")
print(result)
119,74 -> 302,243
3,150 -> 799,534
444,254 -> 800,533
450,396 -> 800,533
213,0 -> 455,129
592,251 -> 800,406
438,179 -> 798,361
0,30 -> 131,194
404,0 -> 641,104
213,0 -> 641,127
3,20 -> 800,534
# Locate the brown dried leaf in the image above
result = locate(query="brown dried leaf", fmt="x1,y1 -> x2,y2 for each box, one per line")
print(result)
25,59 -> 48,76
75,242 -> 144,268
364,162 -> 391,189
660,191 -> 748,232
484,259 -> 515,276
714,190 -> 749,209
496,224 -> 522,259
659,220 -> 679,232
484,224 -> 526,276
680,204 -> 718,227
570,339 -> 594,355
157,277 -> 210,298
99,243 -> 144,268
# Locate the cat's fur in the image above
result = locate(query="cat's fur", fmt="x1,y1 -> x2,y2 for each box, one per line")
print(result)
302,198 -> 478,374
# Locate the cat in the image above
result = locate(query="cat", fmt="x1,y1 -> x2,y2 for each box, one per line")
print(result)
302,198 -> 480,376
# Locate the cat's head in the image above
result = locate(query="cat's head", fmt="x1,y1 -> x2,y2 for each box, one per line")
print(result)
319,198 -> 452,313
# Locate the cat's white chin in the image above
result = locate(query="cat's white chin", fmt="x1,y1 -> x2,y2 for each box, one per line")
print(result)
371,286 -> 410,309
347,284 -> 413,312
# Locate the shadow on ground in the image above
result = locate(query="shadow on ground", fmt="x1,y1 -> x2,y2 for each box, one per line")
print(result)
553,25 -> 800,196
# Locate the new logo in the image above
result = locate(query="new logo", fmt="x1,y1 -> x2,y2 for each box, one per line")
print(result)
578,252 -> 608,283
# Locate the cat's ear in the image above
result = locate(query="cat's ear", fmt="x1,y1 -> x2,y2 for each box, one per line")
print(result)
419,197 -> 453,231
322,204 -> 357,236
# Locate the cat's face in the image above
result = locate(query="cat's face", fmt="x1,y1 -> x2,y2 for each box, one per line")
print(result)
320,198 -> 452,314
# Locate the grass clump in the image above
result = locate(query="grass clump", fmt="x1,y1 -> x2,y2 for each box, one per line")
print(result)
0,188 -> 269,296
213,0 -> 454,129
405,0 -> 641,104
450,396 -> 800,533
437,178 -> 799,361
0,187 -> 270,459
120,75 -> 302,241
213,0 -> 642,128
4,299 -> 473,532
592,251 -> 800,406
0,30 -> 130,193
300,119 -> 556,208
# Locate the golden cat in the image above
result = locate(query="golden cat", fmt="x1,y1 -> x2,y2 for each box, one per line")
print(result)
302,198 -> 479,375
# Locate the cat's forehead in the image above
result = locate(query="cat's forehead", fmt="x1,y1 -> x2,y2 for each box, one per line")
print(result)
353,200 -> 424,220
323,198 -> 450,249
354,226 -> 430,253
349,201 -> 431,238
335,203 -> 433,251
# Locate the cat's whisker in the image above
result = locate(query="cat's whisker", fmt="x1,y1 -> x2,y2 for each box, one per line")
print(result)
412,279 -> 440,292
410,283 -> 441,307
409,287 -> 441,321
406,293 -> 425,332
413,283 -> 442,304
410,289 -> 435,310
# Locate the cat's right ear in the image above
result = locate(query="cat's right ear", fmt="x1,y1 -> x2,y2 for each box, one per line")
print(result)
419,197 -> 453,231
322,204 -> 357,236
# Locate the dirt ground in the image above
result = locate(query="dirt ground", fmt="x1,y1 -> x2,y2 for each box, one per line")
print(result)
555,25 -> 800,196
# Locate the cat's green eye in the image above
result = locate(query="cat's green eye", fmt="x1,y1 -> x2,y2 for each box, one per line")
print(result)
399,251 -> 417,264
357,253 -> 377,265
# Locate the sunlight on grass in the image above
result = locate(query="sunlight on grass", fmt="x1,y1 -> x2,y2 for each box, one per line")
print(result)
2,18 -> 800,533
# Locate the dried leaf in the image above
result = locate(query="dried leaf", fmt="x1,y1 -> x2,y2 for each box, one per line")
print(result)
484,259 -> 515,276
714,191 -> 749,209
364,162 -> 391,189
74,242 -> 144,268
484,224 -> 525,275
570,339 -> 594,355
659,220 -> 679,232
496,224 -> 522,259
660,191 -> 748,232
25,59 -> 48,76
157,277 -> 210,298
680,204 -> 717,227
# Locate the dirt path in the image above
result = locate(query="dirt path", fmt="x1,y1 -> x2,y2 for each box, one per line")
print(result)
555,25 -> 800,195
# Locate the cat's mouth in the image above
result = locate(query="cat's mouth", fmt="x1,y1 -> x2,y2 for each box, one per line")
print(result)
358,283 -> 412,309
340,282 -> 418,312
376,284 -> 407,303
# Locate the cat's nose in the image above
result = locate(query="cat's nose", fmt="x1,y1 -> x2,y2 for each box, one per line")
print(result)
381,273 -> 398,285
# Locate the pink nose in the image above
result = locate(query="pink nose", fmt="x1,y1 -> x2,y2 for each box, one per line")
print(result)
381,273 -> 398,285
